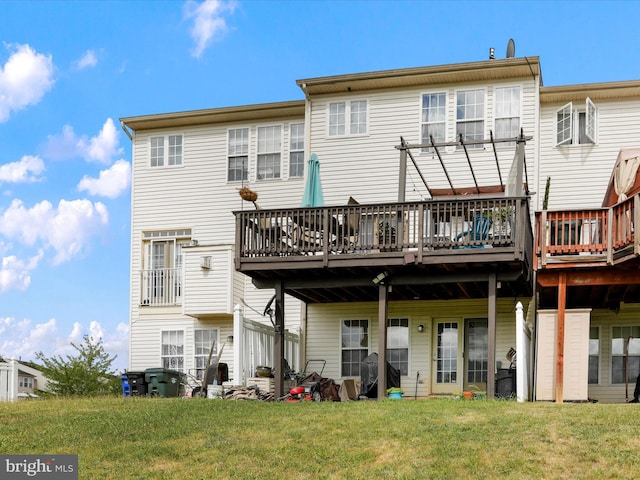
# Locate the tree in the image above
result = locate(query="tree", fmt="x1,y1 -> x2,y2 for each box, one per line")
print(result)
36,335 -> 121,396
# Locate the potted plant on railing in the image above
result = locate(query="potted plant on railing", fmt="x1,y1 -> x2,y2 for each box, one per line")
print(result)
488,206 -> 514,238
378,221 -> 396,249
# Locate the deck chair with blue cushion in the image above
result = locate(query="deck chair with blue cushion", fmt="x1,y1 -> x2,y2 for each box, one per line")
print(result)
454,215 -> 492,248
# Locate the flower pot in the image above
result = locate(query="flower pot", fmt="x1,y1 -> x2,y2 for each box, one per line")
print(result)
388,391 -> 403,400
463,391 -> 475,400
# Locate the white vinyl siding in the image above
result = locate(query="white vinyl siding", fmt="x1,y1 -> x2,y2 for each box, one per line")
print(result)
257,125 -> 282,180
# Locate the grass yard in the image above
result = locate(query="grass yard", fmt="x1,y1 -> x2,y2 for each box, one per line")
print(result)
1,396 -> 639,479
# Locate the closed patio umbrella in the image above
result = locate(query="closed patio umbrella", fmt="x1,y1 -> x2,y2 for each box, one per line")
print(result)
301,153 -> 325,207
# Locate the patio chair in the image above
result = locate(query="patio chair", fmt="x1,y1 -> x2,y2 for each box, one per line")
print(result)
454,215 -> 493,248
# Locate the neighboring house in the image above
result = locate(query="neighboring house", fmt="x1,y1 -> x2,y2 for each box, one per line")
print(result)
0,359 -> 48,401
534,81 -> 640,403
122,51 -> 640,403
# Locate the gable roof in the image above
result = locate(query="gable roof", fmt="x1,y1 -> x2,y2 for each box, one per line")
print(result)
297,57 -> 541,96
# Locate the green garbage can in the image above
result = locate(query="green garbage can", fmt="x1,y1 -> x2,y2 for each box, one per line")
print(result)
145,368 -> 183,397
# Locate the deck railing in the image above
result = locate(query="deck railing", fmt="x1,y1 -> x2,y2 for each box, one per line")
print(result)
140,268 -> 182,306
535,194 -> 640,268
235,196 -> 531,260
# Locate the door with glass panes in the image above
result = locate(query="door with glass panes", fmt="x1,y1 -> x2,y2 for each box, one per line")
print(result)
431,319 -> 463,394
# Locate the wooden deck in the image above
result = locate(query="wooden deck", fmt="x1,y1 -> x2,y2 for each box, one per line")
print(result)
535,194 -> 640,309
234,196 -> 533,303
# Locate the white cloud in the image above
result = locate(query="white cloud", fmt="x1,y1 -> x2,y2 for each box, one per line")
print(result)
0,250 -> 43,293
0,317 -> 129,371
74,50 -> 97,69
0,43 -> 55,122
184,0 -> 236,58
0,155 -> 45,184
77,159 -> 131,198
0,198 -> 109,264
43,118 -> 123,164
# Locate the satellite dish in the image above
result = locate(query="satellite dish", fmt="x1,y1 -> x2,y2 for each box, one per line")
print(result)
506,38 -> 515,58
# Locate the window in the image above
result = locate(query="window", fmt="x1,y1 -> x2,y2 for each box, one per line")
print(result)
228,128 -> 249,182
142,229 -> 191,305
555,98 -> 597,146
589,326 -> 599,384
161,330 -> 184,371
329,100 -> 367,136
421,92 -> 446,151
257,126 -> 281,180
387,318 -> 409,376
494,86 -> 520,144
194,329 -> 219,379
341,319 -> 369,376
456,89 -> 484,149
289,123 -> 305,177
611,326 -> 640,383
150,135 -> 183,167
19,377 -> 34,389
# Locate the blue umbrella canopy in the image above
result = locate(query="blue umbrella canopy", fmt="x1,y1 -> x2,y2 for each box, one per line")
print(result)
301,153 -> 324,207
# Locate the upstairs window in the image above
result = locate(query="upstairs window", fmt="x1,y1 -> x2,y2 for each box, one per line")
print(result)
555,98 -> 597,146
289,123 -> 305,178
329,100 -> 368,136
494,86 -> 521,144
228,128 -> 249,182
150,135 -> 182,167
456,89 -> 485,149
421,92 -> 446,151
257,125 -> 281,180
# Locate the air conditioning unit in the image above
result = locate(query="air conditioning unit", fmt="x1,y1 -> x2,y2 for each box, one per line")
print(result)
200,255 -> 212,270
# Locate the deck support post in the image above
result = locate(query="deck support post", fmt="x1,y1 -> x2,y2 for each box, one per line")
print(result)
487,273 -> 497,398
274,280 -> 286,399
377,283 -> 389,400
555,272 -> 566,403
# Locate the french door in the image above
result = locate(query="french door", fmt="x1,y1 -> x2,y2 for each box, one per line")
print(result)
431,319 -> 462,394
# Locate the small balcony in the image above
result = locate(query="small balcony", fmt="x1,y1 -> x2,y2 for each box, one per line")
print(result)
140,268 -> 182,306
535,194 -> 640,269
234,196 -> 533,303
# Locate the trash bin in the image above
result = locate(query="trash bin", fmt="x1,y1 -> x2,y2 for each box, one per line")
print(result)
495,368 -> 516,399
145,368 -> 183,397
125,371 -> 148,396
121,375 -> 131,397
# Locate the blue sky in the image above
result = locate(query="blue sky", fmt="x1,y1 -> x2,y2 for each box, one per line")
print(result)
1,0 -> 639,372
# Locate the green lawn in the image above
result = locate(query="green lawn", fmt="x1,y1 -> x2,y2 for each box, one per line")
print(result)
1,397 -> 639,479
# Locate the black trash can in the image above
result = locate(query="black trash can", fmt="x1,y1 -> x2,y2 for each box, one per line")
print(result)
125,371 -> 148,396
145,368 -> 183,397
495,368 -> 516,399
